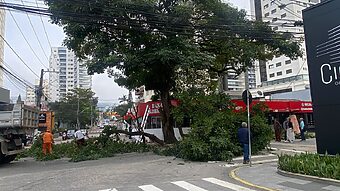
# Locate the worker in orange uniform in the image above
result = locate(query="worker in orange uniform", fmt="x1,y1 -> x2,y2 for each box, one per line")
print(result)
42,129 -> 53,155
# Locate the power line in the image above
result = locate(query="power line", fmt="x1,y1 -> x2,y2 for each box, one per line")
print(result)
35,0 -> 52,49
0,34 -> 39,77
20,0 -> 49,62
8,10 -> 48,69
0,2 -> 306,39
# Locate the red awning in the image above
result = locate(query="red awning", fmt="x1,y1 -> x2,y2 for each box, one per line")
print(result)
231,100 -> 313,113
134,100 -> 179,118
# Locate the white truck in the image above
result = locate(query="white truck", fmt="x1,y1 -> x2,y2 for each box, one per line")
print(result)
0,100 -> 39,164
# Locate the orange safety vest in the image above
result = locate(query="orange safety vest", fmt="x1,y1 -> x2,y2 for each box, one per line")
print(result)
43,132 -> 53,143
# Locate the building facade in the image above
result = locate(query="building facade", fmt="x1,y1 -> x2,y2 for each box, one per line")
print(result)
49,47 -> 92,102
251,0 -> 320,96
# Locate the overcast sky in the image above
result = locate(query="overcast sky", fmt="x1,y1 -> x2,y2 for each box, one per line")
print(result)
3,0 -> 249,103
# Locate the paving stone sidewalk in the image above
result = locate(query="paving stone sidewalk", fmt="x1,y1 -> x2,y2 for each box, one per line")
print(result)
235,162 -> 340,191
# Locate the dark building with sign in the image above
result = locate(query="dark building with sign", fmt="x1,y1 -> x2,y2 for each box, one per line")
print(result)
303,0 -> 340,154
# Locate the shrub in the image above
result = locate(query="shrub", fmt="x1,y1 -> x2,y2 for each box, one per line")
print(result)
172,91 -> 273,162
278,154 -> 340,180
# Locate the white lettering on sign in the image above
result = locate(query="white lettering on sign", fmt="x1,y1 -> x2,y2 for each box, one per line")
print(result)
320,63 -> 340,85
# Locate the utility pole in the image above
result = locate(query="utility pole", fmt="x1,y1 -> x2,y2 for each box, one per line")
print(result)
36,69 -> 44,109
245,69 -> 252,167
77,95 -> 80,129
90,98 -> 93,128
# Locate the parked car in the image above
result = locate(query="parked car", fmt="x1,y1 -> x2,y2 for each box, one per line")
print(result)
67,130 -> 75,139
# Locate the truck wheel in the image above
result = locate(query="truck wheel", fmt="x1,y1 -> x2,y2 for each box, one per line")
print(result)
0,154 -> 17,164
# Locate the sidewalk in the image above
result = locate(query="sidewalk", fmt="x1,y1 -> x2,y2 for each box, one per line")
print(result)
233,162 -> 340,191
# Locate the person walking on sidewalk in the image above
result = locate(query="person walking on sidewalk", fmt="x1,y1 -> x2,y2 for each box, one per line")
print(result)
299,118 -> 306,141
286,117 -> 295,143
42,129 -> 53,155
237,122 -> 250,164
274,118 -> 282,142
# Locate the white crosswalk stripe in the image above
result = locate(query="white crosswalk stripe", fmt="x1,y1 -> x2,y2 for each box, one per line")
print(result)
99,177 -> 257,191
203,178 -> 256,191
139,184 -> 164,191
171,181 -> 208,191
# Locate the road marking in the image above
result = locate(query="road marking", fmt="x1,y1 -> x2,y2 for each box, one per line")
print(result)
229,168 -> 280,191
139,185 -> 163,191
203,177 -> 256,191
172,181 -> 208,191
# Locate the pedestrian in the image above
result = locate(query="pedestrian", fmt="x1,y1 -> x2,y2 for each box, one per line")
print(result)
300,118 -> 306,141
237,122 -> 250,164
274,118 -> 282,142
42,129 -> 53,155
286,117 -> 295,143
74,129 -> 85,146
282,118 -> 289,142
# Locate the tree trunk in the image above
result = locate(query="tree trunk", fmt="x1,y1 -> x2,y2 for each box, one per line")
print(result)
160,90 -> 177,144
111,130 -> 165,146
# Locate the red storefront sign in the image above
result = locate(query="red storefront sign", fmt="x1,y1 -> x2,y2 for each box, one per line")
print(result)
127,100 -> 179,119
231,100 -> 313,113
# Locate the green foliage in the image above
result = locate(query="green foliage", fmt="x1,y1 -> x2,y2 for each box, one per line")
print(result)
18,136 -> 154,162
171,91 -> 272,161
278,154 -> 340,180
49,88 -> 98,128
46,0 -> 301,143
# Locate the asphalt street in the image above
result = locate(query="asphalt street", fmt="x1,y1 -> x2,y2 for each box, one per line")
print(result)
1,138 -> 337,191
0,153 -> 256,191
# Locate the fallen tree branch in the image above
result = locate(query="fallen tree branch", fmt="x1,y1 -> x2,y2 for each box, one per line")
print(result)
112,129 -> 165,146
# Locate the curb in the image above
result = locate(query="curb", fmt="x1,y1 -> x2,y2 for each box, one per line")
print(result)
229,167 -> 280,191
277,169 -> 340,186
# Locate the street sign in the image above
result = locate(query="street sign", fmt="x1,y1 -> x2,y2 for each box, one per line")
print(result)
39,113 -> 46,123
242,90 -> 252,105
303,0 -> 340,155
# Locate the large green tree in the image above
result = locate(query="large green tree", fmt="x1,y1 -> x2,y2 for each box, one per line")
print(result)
45,0 -> 301,143
50,88 -> 98,129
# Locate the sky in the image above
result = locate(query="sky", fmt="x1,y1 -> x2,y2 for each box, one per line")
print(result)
3,0 -> 249,103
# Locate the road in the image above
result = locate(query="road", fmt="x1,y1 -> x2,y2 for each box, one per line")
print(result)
1,138 -> 338,191
0,153 -> 256,191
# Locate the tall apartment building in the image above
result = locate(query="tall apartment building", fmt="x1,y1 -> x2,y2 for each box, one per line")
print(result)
251,0 -> 320,96
0,7 -> 5,87
49,47 -> 92,102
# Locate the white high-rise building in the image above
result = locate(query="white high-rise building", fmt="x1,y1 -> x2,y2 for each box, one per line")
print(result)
251,0 -> 320,96
49,47 -> 92,102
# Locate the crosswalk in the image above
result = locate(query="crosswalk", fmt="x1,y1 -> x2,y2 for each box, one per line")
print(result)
99,177 -> 256,191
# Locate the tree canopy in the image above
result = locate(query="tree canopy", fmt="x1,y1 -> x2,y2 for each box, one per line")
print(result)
45,0 -> 301,143
49,88 -> 98,129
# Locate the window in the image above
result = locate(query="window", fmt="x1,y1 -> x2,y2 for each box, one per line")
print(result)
281,13 -> 287,18
277,71 -> 283,76
276,62 -> 282,67
272,18 -> 278,22
264,4 -> 269,9
285,60 -> 292,65
273,26 -> 278,31
270,73 -> 275,78
269,64 -> 274,69
265,12 -> 270,17
286,69 -> 292,74
271,9 -> 277,14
